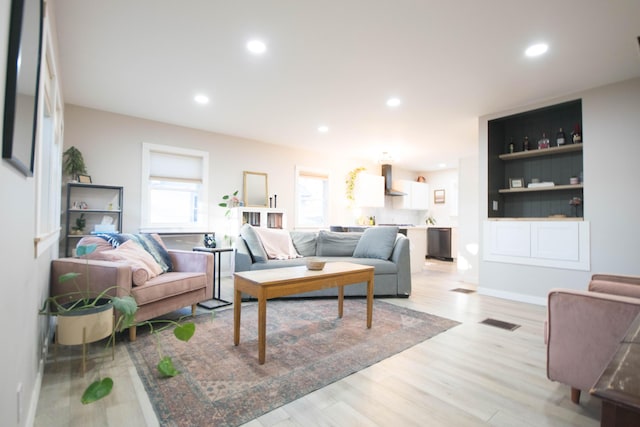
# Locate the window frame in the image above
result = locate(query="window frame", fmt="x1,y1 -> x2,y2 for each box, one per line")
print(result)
294,165 -> 330,229
140,142 -> 209,232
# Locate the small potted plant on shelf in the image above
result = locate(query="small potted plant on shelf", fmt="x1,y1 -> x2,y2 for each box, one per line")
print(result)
63,146 -> 87,182
42,244 -> 201,404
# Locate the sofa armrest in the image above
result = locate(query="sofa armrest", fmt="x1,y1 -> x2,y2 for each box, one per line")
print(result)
50,258 -> 133,302
546,289 -> 640,391
169,250 -> 214,300
234,237 -> 254,272
589,274 -> 640,298
389,235 -> 411,296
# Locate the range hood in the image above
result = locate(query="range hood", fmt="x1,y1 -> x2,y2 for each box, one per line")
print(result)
381,164 -> 406,196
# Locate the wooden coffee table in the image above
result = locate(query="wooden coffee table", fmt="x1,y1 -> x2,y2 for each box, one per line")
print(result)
233,261 -> 375,364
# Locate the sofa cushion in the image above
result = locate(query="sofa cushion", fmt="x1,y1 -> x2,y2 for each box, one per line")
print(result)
240,224 -> 269,263
316,230 -> 362,256
131,271 -> 206,305
290,231 -> 317,257
95,240 -> 164,286
353,226 -> 399,260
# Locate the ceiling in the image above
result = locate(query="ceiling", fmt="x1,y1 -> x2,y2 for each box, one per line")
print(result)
52,1 -> 640,171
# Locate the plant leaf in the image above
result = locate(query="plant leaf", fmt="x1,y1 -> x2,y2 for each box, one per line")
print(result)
111,296 -> 138,330
58,272 -> 81,283
222,195 -> 229,200
157,356 -> 180,377
174,322 -> 195,342
81,377 -> 113,404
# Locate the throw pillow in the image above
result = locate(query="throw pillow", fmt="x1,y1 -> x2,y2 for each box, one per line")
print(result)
316,230 -> 362,257
240,224 -> 269,263
95,240 -> 164,286
290,231 -> 317,257
353,226 -> 399,260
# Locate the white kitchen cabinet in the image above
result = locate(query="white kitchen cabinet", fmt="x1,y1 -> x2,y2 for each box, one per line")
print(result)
392,180 -> 429,210
406,227 -> 427,273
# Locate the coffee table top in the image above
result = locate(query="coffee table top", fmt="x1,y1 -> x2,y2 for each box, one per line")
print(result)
234,261 -> 373,285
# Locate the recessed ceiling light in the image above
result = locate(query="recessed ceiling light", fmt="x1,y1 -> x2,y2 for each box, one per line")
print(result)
386,97 -> 401,108
247,39 -> 267,54
194,94 -> 209,104
525,43 -> 548,57
317,125 -> 329,133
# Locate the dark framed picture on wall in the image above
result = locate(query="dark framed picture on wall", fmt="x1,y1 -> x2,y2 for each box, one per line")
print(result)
434,189 -> 445,204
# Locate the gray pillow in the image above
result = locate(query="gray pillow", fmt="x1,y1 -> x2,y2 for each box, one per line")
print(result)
239,224 -> 268,263
353,226 -> 399,260
290,231 -> 317,257
316,230 -> 362,256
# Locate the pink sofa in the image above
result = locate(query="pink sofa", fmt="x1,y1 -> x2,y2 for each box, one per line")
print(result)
50,235 -> 213,341
546,274 -> 640,404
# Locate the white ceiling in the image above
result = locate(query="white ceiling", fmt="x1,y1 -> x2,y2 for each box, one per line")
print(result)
52,0 -> 640,171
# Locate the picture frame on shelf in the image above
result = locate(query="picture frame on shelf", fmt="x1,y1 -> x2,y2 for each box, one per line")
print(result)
509,178 -> 524,189
78,174 -> 92,184
434,189 -> 445,204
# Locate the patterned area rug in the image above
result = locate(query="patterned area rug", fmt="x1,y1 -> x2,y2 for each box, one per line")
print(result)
127,299 -> 459,427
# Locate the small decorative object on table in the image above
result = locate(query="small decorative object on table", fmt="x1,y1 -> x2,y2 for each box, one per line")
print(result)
306,257 -> 326,271
204,233 -> 216,248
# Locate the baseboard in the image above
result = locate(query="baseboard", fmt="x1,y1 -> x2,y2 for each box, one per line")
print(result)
26,355 -> 45,427
477,287 -> 547,306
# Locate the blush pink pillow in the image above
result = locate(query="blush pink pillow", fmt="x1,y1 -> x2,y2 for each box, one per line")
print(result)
96,240 -> 164,286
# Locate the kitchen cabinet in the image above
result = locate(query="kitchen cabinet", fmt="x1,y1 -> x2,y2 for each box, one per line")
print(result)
405,227 -> 427,273
392,180 -> 429,210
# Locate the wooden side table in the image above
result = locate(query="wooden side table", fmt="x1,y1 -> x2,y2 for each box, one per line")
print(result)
192,246 -> 234,309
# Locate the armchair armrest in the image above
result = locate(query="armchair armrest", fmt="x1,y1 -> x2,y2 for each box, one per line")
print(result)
546,289 -> 640,391
168,250 -> 214,300
50,258 -> 133,302
589,274 -> 640,298
390,235 -> 411,296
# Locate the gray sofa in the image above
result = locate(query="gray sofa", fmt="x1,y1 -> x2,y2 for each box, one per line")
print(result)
234,226 -> 411,298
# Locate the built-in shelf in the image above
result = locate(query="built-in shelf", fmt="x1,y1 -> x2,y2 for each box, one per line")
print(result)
499,143 -> 582,160
499,184 -> 583,194
68,209 -> 122,213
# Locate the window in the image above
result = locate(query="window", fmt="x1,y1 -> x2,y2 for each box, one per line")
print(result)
295,166 -> 330,228
34,31 -> 63,257
141,143 -> 209,231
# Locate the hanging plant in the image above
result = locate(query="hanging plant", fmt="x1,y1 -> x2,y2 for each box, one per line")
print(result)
345,167 -> 366,203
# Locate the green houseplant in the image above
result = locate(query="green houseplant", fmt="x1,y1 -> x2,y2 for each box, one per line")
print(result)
218,190 -> 239,246
62,146 -> 87,181
42,244 -> 200,404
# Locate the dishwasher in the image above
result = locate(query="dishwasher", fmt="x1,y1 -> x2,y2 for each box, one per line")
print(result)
427,228 -> 453,261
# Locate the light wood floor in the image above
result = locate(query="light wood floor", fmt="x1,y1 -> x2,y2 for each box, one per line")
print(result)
34,260 -> 601,426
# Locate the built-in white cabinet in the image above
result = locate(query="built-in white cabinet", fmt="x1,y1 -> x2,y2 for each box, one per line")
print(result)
234,207 -> 286,231
392,180 -> 429,210
354,173 -> 384,207
406,227 -> 427,273
483,220 -> 590,270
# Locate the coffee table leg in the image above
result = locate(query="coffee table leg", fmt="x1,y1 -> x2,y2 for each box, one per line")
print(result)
258,296 -> 266,364
366,275 -> 373,328
234,288 -> 241,346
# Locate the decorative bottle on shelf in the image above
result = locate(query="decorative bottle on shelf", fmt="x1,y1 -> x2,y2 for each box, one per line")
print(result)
571,124 -> 582,143
523,136 -> 529,151
538,132 -> 550,149
556,127 -> 566,146
508,138 -> 514,153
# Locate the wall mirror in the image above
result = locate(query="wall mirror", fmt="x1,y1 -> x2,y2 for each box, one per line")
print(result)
2,0 -> 44,177
243,171 -> 268,207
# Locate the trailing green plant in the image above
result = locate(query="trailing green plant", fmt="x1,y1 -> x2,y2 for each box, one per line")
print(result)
62,146 -> 87,179
41,244 -> 204,404
345,167 -> 366,204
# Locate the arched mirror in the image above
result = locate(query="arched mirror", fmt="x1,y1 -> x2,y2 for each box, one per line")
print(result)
2,0 -> 44,177
243,171 -> 268,207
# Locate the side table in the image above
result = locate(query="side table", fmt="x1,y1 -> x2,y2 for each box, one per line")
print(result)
193,246 -> 234,309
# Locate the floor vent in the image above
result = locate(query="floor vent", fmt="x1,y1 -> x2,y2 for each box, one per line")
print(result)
450,288 -> 476,294
480,318 -> 520,331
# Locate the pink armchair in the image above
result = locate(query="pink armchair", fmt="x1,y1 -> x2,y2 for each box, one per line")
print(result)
546,274 -> 640,404
51,236 -> 213,341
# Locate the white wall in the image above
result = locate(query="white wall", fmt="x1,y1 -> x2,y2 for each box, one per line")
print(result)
479,77 -> 640,304
457,156 -> 479,284
1,1 -> 56,425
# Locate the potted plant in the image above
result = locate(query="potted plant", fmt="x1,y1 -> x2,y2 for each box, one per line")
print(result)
63,146 -> 87,181
218,190 -> 239,246
42,244 -> 200,404
71,213 -> 86,235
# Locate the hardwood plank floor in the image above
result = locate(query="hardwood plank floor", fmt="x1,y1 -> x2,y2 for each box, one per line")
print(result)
34,259 -> 601,426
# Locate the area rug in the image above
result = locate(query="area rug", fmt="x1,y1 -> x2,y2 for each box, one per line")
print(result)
126,299 -> 459,427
